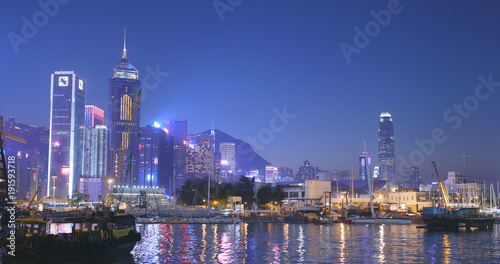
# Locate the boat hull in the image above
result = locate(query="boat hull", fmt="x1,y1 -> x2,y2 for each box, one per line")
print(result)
349,218 -> 411,225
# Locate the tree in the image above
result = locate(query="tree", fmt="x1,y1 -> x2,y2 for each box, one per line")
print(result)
69,190 -> 88,208
256,184 -> 285,207
179,178 -> 215,206
231,176 -> 255,207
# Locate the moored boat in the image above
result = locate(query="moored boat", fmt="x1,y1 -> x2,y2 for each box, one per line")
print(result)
176,215 -> 242,224
4,213 -> 141,256
349,217 -> 411,225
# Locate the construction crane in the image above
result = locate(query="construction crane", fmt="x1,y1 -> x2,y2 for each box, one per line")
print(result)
0,116 -> 27,208
431,161 -> 450,209
27,186 -> 42,212
105,88 -> 141,208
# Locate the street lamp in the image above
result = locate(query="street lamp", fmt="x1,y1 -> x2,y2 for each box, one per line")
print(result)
108,178 -> 113,190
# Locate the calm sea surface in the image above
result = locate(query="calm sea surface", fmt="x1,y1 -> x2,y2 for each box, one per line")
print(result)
7,223 -> 500,263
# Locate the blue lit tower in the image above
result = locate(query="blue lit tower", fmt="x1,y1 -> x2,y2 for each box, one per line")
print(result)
378,112 -> 395,183
108,29 -> 141,184
47,71 -> 86,198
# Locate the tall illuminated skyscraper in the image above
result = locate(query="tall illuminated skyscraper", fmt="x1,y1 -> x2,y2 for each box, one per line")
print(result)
108,29 -> 140,184
47,71 -> 86,198
378,112 -> 395,183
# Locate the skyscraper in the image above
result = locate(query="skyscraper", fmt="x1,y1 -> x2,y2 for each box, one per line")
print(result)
108,30 -> 141,184
83,125 -> 109,178
378,112 -> 395,183
138,125 -> 174,194
297,160 -> 317,181
47,71 -> 86,198
163,119 -> 187,188
403,167 -> 420,189
85,105 -> 104,129
220,142 -> 236,182
358,152 -> 372,180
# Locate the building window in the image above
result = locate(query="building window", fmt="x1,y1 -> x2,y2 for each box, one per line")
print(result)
290,192 -> 299,198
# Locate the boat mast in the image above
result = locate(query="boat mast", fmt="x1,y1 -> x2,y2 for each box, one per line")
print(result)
350,161 -> 353,205
364,139 -> 375,218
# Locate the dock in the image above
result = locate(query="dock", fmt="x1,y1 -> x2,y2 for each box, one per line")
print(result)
424,217 -> 495,231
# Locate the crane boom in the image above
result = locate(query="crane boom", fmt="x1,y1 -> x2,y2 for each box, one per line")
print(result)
431,161 -> 450,208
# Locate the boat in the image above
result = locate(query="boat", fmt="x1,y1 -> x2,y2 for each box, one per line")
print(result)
344,140 -> 411,225
349,216 -> 411,225
135,214 -> 162,224
5,212 -> 141,256
176,215 -> 242,224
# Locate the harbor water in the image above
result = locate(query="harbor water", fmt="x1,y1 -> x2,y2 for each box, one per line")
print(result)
7,223 -> 500,263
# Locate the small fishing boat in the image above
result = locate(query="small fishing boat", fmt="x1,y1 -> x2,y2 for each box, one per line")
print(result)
6,213 -> 141,256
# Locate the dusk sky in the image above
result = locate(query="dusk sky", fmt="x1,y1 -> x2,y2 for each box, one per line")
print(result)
2,1 -> 500,184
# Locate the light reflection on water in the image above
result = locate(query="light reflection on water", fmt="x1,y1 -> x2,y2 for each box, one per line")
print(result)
8,223 -> 500,263
130,223 -> 500,264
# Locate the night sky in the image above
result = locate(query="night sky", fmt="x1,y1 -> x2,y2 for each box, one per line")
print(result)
2,1 -> 500,184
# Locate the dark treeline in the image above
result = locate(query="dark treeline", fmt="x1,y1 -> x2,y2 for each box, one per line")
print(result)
178,176 -> 285,208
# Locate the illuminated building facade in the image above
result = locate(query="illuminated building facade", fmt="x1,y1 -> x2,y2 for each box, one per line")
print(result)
3,117 -> 49,198
185,134 -> 213,180
138,125 -> 174,196
108,32 -> 140,184
163,119 -> 187,188
359,152 -> 372,180
403,167 -> 420,189
265,165 -> 278,183
84,105 -> 104,129
220,142 -> 236,182
83,125 -> 109,178
298,160 -> 317,181
77,176 -> 101,203
278,167 -> 294,182
378,112 -> 395,183
47,71 -> 86,198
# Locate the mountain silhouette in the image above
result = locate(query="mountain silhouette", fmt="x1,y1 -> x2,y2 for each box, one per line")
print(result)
195,129 -> 271,174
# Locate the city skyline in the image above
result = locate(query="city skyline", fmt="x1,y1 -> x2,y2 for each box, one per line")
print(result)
3,1 -> 500,183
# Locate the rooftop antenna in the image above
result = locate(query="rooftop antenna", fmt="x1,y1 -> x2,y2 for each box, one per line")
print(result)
458,149 -> 469,176
122,27 -> 127,59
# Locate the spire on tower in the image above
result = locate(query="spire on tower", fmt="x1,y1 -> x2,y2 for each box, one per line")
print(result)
122,27 -> 127,59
